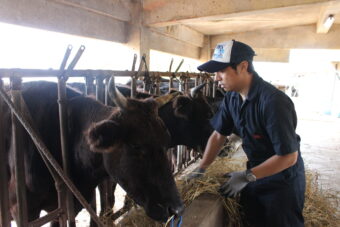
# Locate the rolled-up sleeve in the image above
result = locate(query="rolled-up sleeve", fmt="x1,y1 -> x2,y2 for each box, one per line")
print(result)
263,93 -> 299,156
210,95 -> 234,136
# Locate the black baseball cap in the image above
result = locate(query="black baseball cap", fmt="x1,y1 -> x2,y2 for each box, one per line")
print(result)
198,40 -> 256,73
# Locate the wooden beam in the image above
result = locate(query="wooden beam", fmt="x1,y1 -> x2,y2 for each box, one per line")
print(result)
143,0 -> 331,27
149,31 -> 201,59
316,1 -> 340,33
50,0 -> 131,22
0,0 -> 127,43
150,25 -> 204,47
211,24 -> 340,49
199,35 -> 212,62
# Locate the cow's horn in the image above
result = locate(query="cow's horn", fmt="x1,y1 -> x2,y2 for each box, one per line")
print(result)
108,76 -> 128,109
155,92 -> 181,107
190,83 -> 206,98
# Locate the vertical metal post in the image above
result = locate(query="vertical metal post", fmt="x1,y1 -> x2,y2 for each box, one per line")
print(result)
183,74 -> 189,94
104,77 -> 109,105
56,179 -> 68,227
96,76 -> 105,102
131,54 -> 137,98
194,75 -> 199,87
155,75 -> 161,96
0,78 -> 10,227
178,78 -> 183,92
212,75 -> 217,98
169,75 -> 174,92
85,76 -> 95,96
10,76 -> 28,227
57,77 -> 75,227
131,77 -> 137,98
176,145 -> 183,171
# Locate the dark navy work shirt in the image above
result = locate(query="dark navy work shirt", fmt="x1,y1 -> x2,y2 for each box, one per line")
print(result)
211,72 -> 300,166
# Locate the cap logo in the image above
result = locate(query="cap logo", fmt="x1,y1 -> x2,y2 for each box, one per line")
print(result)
213,44 -> 225,60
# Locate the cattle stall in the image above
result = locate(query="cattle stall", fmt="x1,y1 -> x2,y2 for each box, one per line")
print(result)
0,47 -> 217,227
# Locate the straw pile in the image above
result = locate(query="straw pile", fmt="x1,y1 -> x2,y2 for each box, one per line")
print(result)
304,171 -> 340,227
114,156 -> 340,227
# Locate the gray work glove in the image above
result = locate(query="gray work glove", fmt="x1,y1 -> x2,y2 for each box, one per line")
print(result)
219,171 -> 249,198
184,167 -> 205,181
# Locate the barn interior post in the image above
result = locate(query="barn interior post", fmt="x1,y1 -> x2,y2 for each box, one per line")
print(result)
0,78 -> 10,227
10,76 -> 28,227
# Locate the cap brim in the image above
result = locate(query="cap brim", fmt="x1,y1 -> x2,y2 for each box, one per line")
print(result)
197,60 -> 230,73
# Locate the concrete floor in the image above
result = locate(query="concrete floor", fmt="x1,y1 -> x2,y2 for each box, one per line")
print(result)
298,117 -> 340,191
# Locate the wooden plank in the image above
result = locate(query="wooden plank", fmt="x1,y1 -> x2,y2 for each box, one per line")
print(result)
211,24 -> 340,49
316,1 -> 340,33
51,0 -> 131,22
149,31 -> 201,59
0,0 -> 127,43
143,0 -> 330,27
150,25 -> 204,47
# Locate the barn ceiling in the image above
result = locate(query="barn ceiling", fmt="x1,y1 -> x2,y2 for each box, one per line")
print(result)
144,0 -> 340,35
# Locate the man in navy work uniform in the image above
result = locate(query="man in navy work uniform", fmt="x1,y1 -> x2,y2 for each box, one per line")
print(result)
188,40 -> 306,227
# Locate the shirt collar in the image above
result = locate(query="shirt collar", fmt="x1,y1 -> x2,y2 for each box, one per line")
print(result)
229,72 -> 262,101
246,72 -> 262,101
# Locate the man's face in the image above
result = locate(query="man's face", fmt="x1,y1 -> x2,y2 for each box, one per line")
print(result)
215,61 -> 248,92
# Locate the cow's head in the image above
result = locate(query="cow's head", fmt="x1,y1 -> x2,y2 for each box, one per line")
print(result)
87,77 -> 183,222
157,84 -> 214,152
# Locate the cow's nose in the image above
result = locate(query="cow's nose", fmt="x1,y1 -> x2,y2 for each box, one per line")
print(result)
169,204 -> 185,216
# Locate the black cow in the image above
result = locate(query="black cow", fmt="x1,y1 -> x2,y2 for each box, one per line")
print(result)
68,82 -> 216,220
69,83 -> 214,151
5,79 -> 183,226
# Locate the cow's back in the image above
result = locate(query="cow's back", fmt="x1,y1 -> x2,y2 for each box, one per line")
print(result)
7,81 -> 82,211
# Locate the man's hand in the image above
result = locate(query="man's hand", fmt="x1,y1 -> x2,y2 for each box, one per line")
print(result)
219,171 -> 249,197
184,167 -> 205,181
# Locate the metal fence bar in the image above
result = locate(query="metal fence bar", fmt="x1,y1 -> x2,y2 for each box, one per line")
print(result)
10,76 -> 28,227
96,76 -> 105,101
28,208 -> 63,227
85,76 -> 95,96
57,78 -> 75,227
0,69 -> 212,78
130,54 -> 137,98
0,78 -> 10,227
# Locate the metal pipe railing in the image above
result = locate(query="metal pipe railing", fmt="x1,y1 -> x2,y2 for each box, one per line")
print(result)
10,76 -> 29,227
56,45 -> 85,226
0,69 -> 212,78
0,78 -> 10,227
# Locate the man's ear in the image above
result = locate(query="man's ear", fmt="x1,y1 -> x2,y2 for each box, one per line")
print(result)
172,96 -> 193,120
238,60 -> 248,74
87,120 -> 121,152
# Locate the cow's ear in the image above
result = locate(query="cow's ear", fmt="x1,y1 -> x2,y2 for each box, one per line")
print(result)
87,120 -> 121,152
172,96 -> 193,120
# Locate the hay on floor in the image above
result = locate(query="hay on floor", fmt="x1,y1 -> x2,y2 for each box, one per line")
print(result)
115,157 -> 340,227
